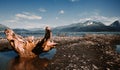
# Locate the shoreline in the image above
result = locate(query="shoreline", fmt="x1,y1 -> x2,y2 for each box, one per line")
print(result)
0,34 -> 120,69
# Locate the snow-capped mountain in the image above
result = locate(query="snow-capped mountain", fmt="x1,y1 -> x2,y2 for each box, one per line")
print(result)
83,20 -> 105,26
53,20 -> 120,32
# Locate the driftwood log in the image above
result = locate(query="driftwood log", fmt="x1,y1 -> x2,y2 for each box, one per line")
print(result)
4,27 -> 57,58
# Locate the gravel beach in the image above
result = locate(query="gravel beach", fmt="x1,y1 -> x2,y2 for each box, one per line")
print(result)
0,34 -> 120,70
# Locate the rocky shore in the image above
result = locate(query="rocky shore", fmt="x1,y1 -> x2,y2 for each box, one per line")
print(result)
0,34 -> 120,70
46,34 -> 120,70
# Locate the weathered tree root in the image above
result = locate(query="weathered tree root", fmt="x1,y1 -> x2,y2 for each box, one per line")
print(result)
4,27 -> 57,58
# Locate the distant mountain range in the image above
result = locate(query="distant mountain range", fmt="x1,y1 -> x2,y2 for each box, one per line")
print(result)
0,20 -> 120,32
13,29 -> 30,33
53,20 -> 120,32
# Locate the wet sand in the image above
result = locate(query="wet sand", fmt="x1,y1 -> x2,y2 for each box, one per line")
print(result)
0,34 -> 120,70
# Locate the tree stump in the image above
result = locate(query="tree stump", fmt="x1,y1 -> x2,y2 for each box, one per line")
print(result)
4,27 -> 57,58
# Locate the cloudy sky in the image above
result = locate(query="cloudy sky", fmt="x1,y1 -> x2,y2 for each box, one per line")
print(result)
0,0 -> 120,29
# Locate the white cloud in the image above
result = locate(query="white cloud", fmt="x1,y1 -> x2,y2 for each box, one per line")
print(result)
15,13 -> 42,20
22,12 -> 31,15
59,10 -> 64,14
70,0 -> 80,2
55,17 -> 59,20
25,23 -> 46,29
3,20 -> 46,29
56,10 -> 65,20
38,8 -> 47,12
4,12 -> 42,23
3,12 -> 43,29
4,19 -> 17,23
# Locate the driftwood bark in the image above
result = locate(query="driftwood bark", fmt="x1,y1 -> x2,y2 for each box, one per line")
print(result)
4,27 -> 57,58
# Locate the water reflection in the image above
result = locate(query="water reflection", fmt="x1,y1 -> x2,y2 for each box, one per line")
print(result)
8,57 -> 49,70
0,49 -> 56,70
116,45 -> 120,53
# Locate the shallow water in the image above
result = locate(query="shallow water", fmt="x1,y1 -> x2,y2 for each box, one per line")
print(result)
1,32 -> 120,37
0,49 -> 56,70
116,45 -> 120,53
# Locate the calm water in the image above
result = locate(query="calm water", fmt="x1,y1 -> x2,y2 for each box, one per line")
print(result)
55,32 -> 120,36
1,32 -> 120,37
116,45 -> 120,53
0,49 -> 56,70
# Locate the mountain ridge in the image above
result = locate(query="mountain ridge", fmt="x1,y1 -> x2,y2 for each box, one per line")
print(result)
0,20 -> 120,32
53,20 -> 120,32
